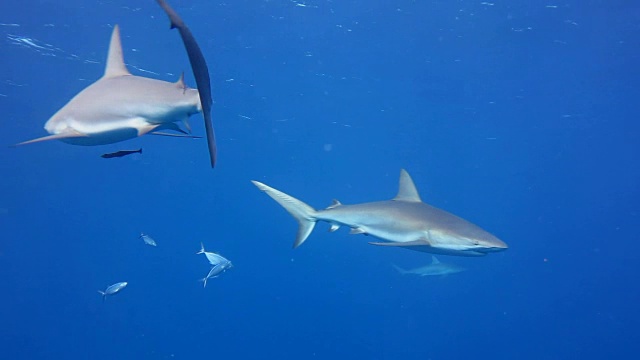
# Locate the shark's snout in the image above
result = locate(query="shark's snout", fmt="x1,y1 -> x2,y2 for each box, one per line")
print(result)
480,237 -> 508,252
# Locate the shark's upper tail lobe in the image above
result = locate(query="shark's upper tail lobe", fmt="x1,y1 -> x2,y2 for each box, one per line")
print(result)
251,181 -> 318,248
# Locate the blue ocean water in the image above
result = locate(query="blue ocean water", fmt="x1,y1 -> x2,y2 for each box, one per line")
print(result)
1,0 -> 638,358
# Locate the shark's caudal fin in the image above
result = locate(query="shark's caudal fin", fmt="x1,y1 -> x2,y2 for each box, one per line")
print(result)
196,242 -> 206,255
199,277 -> 208,288
155,0 -> 217,168
98,290 -> 106,302
251,180 -> 318,248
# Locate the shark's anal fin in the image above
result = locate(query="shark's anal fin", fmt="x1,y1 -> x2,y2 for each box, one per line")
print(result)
369,239 -> 432,247
12,130 -> 89,146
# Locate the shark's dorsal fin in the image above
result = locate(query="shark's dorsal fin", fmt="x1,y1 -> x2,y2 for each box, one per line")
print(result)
393,169 -> 422,202
176,72 -> 187,89
104,25 -> 131,78
431,256 -> 440,265
326,199 -> 342,210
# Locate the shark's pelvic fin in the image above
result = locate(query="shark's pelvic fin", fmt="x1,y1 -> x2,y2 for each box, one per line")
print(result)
136,123 -> 162,137
393,169 -> 422,202
431,256 -> 440,265
251,180 -> 318,248
104,25 -> 131,79
13,130 -> 88,146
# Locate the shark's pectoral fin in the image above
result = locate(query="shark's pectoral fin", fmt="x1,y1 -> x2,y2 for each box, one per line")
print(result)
391,264 -> 408,275
149,132 -> 202,139
369,239 -> 432,247
13,130 -> 89,146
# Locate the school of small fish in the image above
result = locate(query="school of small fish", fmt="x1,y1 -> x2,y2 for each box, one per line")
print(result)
98,235 -> 233,301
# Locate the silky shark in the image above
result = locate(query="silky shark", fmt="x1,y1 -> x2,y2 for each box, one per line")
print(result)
156,0 -> 217,167
252,169 -> 508,257
15,25 -> 203,147
393,256 -> 465,277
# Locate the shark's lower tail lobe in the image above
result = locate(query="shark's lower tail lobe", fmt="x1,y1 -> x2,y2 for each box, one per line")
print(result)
251,181 -> 318,248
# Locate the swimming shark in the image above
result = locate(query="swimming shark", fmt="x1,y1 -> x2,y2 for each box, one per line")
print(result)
393,256 -> 465,276
251,169 -> 508,257
156,0 -> 217,167
15,25 -> 202,147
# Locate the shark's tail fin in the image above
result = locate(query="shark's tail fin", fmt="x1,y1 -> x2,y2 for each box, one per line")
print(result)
251,180 -> 318,248
199,277 -> 208,288
392,264 -> 409,275
196,242 -> 206,255
98,290 -> 106,302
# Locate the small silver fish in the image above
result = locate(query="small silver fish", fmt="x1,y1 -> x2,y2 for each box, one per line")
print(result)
196,242 -> 232,266
139,233 -> 157,247
197,242 -> 232,287
200,262 -> 233,288
98,281 -> 128,301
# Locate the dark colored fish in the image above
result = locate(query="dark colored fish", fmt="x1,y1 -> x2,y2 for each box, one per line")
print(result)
100,148 -> 142,159
156,0 -> 217,168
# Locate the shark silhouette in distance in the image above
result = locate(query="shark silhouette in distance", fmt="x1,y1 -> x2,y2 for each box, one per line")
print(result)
252,169 -> 508,257
15,25 -> 203,148
156,0 -> 217,168
393,256 -> 465,277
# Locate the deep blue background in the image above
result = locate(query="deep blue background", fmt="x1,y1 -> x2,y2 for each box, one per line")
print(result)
1,0 -> 638,358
